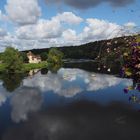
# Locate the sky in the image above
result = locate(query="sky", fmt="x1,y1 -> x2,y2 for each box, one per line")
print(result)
0,0 -> 140,51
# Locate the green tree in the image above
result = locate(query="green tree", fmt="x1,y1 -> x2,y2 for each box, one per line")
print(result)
47,48 -> 63,65
20,52 -> 29,63
40,52 -> 48,61
2,47 -> 23,72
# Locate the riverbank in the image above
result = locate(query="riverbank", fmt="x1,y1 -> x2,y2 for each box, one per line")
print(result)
0,61 -> 48,72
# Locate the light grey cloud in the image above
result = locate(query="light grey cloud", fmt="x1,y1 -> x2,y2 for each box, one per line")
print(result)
0,28 -> 7,38
45,0 -> 135,9
5,0 -> 41,25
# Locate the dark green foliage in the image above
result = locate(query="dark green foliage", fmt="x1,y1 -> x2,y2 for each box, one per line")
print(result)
40,52 -> 48,61
1,72 -> 26,92
48,63 -> 62,73
2,47 -> 23,72
20,52 -> 29,63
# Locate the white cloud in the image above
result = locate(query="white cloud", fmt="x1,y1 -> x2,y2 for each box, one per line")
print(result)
16,19 -> 62,40
124,22 -> 136,28
55,12 -> 83,25
79,18 -> 122,43
16,12 -> 83,40
0,10 -> 2,20
5,0 -> 41,25
0,10 -> 137,51
62,29 -> 78,41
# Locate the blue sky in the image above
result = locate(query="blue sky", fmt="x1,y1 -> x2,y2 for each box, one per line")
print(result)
0,0 -> 140,51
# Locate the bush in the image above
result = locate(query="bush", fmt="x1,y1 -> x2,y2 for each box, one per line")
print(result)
47,48 -> 63,65
2,47 -> 23,73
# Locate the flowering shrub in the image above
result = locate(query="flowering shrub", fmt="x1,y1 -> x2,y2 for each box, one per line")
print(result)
123,36 -> 140,95
122,36 -> 140,82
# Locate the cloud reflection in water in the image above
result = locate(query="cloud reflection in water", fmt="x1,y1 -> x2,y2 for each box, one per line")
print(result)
23,68 -> 133,97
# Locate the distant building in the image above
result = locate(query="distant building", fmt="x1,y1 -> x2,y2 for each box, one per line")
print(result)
27,51 -> 41,63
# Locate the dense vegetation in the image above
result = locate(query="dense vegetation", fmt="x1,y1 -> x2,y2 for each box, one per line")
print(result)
122,36 -> 140,80
1,47 -> 24,73
121,35 -> 140,100
0,47 -> 63,73
47,48 -> 63,64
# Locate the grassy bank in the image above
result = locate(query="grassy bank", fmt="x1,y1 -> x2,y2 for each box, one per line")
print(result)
23,61 -> 48,71
0,61 -> 48,73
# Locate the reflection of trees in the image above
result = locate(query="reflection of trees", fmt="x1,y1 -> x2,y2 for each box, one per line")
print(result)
0,73 -> 26,92
41,68 -> 48,75
64,61 -> 121,74
48,63 -> 62,73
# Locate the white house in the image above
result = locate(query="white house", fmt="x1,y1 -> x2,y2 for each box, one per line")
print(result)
27,51 -> 41,63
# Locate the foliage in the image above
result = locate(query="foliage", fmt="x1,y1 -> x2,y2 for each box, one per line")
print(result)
47,48 -> 63,65
1,47 -> 23,72
122,36 -> 140,82
0,72 -> 26,92
0,63 -> 6,72
48,63 -> 62,73
20,52 -> 29,63
40,52 -> 48,61
122,36 -> 140,99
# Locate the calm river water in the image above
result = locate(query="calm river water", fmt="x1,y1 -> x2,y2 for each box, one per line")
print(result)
0,63 -> 140,140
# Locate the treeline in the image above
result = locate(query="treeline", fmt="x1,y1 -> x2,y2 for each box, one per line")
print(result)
0,47 -> 63,73
23,35 -> 137,60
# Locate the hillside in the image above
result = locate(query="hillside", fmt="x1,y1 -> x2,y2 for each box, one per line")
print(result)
23,35 -> 137,60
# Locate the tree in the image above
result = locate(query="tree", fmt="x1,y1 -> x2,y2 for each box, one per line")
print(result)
47,48 -> 63,65
40,52 -> 48,61
2,47 -> 23,72
20,52 -> 29,63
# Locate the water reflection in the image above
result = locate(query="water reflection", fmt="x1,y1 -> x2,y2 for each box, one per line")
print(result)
47,63 -> 62,74
2,101 -> 140,140
0,73 -> 26,92
0,67 -> 139,140
28,69 -> 40,77
23,68 -> 132,98
41,68 -> 48,75
11,87 -> 43,123
0,68 -> 135,123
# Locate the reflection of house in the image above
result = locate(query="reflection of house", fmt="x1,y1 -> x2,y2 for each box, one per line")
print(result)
29,69 -> 40,77
27,51 -> 41,63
